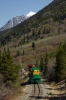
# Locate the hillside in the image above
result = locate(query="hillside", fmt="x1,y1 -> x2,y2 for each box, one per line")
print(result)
0,0 -> 66,64
0,0 -> 66,99
0,0 -> 66,47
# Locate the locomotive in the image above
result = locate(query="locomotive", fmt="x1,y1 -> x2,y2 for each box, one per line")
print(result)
28,64 -> 41,84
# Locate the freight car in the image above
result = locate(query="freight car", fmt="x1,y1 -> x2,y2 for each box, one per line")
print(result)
28,64 -> 41,84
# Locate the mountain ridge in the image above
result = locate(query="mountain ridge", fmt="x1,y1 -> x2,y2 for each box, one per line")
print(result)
0,11 -> 36,31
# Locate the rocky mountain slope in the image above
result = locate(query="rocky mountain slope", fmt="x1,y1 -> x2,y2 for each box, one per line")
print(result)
0,15 -> 27,31
0,11 -> 36,31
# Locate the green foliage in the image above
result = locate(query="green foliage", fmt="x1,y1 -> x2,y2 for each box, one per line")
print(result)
44,52 -> 49,71
0,51 -> 2,71
39,53 -> 49,72
54,43 -> 66,82
0,49 -> 21,86
63,43 -> 66,53
61,43 -> 66,81
32,42 -> 35,50
26,34 -> 29,43
39,57 -> 44,71
32,29 -> 35,37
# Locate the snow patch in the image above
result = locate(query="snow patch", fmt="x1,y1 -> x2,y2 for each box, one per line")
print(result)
26,11 -> 36,18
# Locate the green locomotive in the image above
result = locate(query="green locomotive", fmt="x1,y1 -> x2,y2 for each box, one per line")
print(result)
28,64 -> 41,84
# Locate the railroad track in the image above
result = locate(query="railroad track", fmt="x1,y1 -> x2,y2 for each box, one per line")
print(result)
28,84 -> 43,100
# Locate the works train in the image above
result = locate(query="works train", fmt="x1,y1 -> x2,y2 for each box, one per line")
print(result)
28,64 -> 41,84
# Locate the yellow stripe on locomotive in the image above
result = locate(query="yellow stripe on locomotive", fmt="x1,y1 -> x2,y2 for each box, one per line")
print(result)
33,70 -> 40,75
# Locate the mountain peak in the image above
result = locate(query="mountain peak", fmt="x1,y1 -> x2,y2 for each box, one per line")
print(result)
0,12 -> 36,31
26,11 -> 36,18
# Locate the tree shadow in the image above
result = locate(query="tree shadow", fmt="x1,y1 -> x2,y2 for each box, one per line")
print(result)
29,95 -> 45,99
20,80 -> 31,86
48,95 -> 66,100
29,95 -> 66,100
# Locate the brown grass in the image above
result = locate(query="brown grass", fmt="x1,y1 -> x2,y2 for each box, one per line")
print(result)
1,33 -> 66,68
11,34 -> 66,66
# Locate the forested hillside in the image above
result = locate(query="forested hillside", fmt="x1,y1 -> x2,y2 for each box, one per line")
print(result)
0,0 -> 66,82
0,0 -> 66,99
0,0 -> 66,47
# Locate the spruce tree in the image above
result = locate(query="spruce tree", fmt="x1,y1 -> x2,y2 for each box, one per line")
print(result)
61,43 -> 66,81
63,43 -> 66,54
39,57 -> 44,71
32,42 -> 35,50
0,51 -> 2,72
54,43 -> 65,82
44,52 -> 49,72
32,29 -> 35,38
1,49 -> 21,86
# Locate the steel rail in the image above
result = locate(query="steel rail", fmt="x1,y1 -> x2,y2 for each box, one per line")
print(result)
28,83 -> 43,100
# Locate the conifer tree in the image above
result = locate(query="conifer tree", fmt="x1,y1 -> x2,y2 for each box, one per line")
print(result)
61,55 -> 66,80
61,43 -> 66,81
32,42 -> 35,50
54,43 -> 65,82
38,29 -> 41,36
1,49 -> 21,86
32,29 -> 35,38
0,50 -> 2,72
63,43 -> 66,54
27,34 -> 29,43
39,57 -> 44,71
44,52 -> 49,72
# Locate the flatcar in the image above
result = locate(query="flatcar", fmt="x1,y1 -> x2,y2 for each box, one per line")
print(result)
29,66 -> 41,84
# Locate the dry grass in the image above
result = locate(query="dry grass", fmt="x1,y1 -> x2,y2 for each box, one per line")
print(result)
20,34 -> 66,65
1,33 -> 66,68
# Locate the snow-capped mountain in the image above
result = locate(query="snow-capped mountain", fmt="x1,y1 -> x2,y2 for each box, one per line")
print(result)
0,15 -> 27,31
26,11 -> 36,18
0,11 -> 36,31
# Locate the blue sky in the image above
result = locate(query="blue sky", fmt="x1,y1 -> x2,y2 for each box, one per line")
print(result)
0,0 -> 53,28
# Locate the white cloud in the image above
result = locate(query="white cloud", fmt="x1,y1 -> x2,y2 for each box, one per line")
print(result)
26,11 -> 36,18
